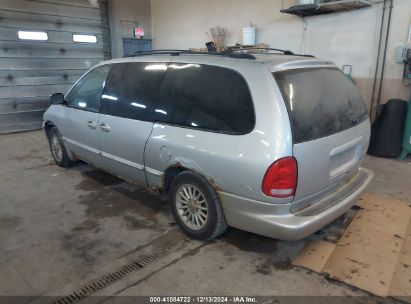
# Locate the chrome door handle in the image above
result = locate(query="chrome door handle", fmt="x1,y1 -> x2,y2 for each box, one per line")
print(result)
87,121 -> 97,129
99,123 -> 111,132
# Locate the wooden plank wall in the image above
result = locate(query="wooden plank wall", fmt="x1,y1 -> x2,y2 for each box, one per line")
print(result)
0,0 -> 111,133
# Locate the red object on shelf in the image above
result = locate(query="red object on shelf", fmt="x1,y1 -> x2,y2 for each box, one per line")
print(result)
134,27 -> 144,38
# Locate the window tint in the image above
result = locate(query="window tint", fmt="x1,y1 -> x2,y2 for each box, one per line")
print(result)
100,62 -> 167,121
66,65 -> 111,112
154,63 -> 255,134
274,68 -> 368,144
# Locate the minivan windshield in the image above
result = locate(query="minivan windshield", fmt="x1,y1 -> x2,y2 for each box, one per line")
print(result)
274,67 -> 368,144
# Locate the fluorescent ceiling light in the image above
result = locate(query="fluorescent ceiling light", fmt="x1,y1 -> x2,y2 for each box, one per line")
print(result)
131,102 -> 146,109
73,34 -> 97,43
170,64 -> 200,69
102,94 -> 118,101
18,31 -> 48,41
155,109 -> 167,115
145,64 -> 168,71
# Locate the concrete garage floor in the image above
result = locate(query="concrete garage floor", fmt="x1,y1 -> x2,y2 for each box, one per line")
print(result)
0,131 -> 410,302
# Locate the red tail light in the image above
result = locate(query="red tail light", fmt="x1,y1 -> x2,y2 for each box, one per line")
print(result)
262,157 -> 298,198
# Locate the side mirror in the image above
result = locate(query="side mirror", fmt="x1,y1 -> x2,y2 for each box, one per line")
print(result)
50,93 -> 65,105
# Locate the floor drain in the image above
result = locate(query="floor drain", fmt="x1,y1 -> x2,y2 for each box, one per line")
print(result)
52,239 -> 187,304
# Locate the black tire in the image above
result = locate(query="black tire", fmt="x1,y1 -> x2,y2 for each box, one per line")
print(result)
47,127 -> 76,168
169,171 -> 227,240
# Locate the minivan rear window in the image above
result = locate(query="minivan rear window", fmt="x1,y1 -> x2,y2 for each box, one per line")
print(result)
274,68 -> 368,144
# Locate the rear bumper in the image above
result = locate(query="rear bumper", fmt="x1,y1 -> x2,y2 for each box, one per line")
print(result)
218,167 -> 374,240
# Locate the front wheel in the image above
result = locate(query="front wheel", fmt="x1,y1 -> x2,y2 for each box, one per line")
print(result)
169,171 -> 227,240
47,127 -> 76,168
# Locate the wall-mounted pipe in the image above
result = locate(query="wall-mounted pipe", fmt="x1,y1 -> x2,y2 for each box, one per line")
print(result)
370,0 -> 387,118
376,0 -> 394,109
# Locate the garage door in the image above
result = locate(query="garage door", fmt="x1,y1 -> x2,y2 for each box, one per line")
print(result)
0,0 -> 111,134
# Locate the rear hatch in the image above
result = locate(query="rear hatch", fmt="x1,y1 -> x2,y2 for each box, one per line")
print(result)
273,67 -> 370,212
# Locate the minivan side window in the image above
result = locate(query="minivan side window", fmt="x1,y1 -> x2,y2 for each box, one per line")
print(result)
155,63 -> 255,135
100,62 -> 168,121
65,65 -> 111,112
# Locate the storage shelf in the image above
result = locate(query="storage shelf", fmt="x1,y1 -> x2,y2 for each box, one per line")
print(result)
281,0 -> 372,17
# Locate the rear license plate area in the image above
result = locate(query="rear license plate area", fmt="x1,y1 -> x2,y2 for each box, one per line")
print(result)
329,138 -> 362,178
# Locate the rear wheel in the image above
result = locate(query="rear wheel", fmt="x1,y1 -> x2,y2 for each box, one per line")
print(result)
169,171 -> 227,240
47,127 -> 76,167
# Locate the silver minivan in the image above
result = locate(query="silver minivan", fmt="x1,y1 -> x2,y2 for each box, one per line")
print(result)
43,50 -> 374,241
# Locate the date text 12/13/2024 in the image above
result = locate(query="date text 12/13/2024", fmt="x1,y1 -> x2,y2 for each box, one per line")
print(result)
149,297 -> 257,303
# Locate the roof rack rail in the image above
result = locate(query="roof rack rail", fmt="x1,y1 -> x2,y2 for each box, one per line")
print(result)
123,49 -> 257,60
224,47 -> 315,58
224,47 -> 294,55
123,49 -> 186,57
123,48 -> 314,59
